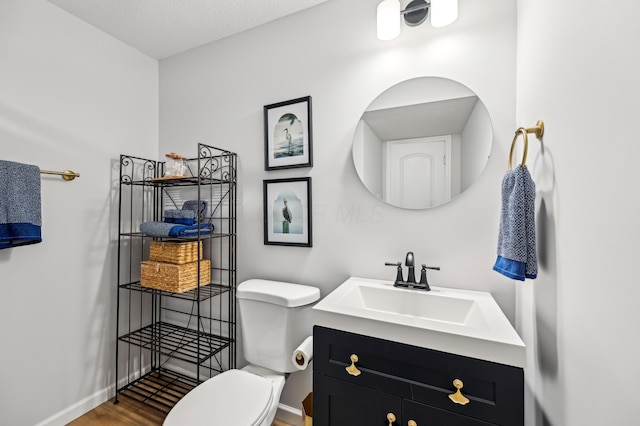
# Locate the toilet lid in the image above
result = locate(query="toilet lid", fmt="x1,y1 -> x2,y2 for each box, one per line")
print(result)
164,369 -> 273,426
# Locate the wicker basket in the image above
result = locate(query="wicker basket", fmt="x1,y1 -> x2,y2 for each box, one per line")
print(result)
149,240 -> 202,265
140,259 -> 211,293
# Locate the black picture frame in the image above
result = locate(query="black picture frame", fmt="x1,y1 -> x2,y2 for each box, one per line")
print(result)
263,177 -> 312,247
264,96 -> 313,170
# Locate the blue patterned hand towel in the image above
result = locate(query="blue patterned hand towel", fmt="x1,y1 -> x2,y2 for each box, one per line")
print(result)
0,160 -> 42,249
493,165 -> 537,280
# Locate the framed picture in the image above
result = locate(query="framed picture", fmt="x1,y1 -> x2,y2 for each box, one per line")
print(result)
263,177 -> 312,247
264,96 -> 313,170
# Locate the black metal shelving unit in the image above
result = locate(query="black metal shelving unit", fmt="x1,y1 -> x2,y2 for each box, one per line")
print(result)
114,144 -> 237,413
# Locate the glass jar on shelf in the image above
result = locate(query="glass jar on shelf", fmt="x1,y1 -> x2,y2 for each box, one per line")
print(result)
164,152 -> 187,177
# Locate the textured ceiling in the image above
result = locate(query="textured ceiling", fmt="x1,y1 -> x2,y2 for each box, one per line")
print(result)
47,0 -> 329,60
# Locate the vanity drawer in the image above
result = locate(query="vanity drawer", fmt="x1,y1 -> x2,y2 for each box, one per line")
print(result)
314,325 -> 412,398
313,326 -> 523,425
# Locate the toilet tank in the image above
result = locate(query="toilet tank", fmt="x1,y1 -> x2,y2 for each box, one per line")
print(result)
237,279 -> 320,373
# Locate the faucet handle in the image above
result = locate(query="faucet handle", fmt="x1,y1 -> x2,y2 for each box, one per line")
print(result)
385,262 -> 404,285
418,264 -> 440,290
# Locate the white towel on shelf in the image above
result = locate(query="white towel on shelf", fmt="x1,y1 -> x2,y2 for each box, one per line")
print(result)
493,165 -> 537,281
0,160 -> 42,249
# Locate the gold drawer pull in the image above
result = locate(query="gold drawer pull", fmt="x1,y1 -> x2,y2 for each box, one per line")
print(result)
408,421 -> 418,426
386,412 -> 396,425
448,378 -> 470,405
345,354 -> 361,376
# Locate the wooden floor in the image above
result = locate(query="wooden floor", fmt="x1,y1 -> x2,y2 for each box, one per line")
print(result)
67,397 -> 167,426
67,396 -> 293,426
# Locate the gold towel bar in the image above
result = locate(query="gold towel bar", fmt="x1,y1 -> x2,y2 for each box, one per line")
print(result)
509,120 -> 544,169
40,169 -> 80,181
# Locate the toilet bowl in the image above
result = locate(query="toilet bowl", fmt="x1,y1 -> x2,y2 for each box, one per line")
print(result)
163,279 -> 320,426
163,366 -> 285,426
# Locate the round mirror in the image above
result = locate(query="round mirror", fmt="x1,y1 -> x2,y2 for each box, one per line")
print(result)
352,77 -> 493,209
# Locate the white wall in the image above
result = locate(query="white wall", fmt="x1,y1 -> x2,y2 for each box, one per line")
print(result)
516,0 -> 640,425
0,1 -> 158,425
160,0 -> 517,409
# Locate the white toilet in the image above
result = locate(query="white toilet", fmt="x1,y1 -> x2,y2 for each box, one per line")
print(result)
164,279 -> 320,426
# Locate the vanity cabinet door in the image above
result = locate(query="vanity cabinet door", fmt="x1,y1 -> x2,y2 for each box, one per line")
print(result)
314,373 -> 402,426
403,399 -> 497,426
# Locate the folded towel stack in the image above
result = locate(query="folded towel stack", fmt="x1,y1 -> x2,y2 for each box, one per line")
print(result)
164,209 -> 196,225
140,221 -> 213,238
141,200 -> 212,238
0,160 -> 42,249
182,200 -> 207,222
493,165 -> 537,281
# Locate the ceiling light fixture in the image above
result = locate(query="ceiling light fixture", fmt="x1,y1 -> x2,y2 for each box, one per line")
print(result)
377,0 -> 458,40
377,0 -> 401,41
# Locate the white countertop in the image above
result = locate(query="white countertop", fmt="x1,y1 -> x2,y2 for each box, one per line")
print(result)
312,277 -> 526,368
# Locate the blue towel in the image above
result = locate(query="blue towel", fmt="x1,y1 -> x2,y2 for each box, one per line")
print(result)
0,160 -> 42,249
140,221 -> 213,238
493,165 -> 537,281
182,200 -> 207,222
164,209 -> 196,225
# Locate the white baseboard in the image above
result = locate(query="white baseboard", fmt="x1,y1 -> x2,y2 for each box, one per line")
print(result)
276,403 -> 303,426
34,366 -> 153,426
35,386 -> 112,426
34,375 -> 303,426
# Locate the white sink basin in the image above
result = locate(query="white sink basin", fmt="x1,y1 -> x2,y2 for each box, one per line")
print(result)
312,277 -> 526,367
339,281 -> 487,326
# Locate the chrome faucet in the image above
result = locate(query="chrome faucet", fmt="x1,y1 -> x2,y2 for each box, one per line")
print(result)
385,252 -> 440,291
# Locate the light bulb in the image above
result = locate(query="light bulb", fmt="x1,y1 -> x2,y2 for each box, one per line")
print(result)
377,0 -> 401,40
431,0 -> 458,28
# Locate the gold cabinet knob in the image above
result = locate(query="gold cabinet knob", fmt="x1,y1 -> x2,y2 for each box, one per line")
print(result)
386,412 -> 396,425
448,378 -> 470,405
345,354 -> 361,376
408,421 -> 418,426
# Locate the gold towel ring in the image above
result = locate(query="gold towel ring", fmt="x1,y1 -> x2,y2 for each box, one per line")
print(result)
509,128 -> 529,169
508,120 -> 545,169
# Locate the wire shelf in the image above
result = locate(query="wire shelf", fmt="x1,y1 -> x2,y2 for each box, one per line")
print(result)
118,231 -> 234,240
115,144 -> 237,410
121,176 -> 236,187
116,369 -> 198,413
120,281 -> 231,301
119,322 -> 232,365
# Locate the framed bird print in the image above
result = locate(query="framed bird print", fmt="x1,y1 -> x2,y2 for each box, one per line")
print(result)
264,96 -> 313,170
263,177 -> 312,247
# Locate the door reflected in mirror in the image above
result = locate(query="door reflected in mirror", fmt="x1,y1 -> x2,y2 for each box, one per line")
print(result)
352,77 -> 493,209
